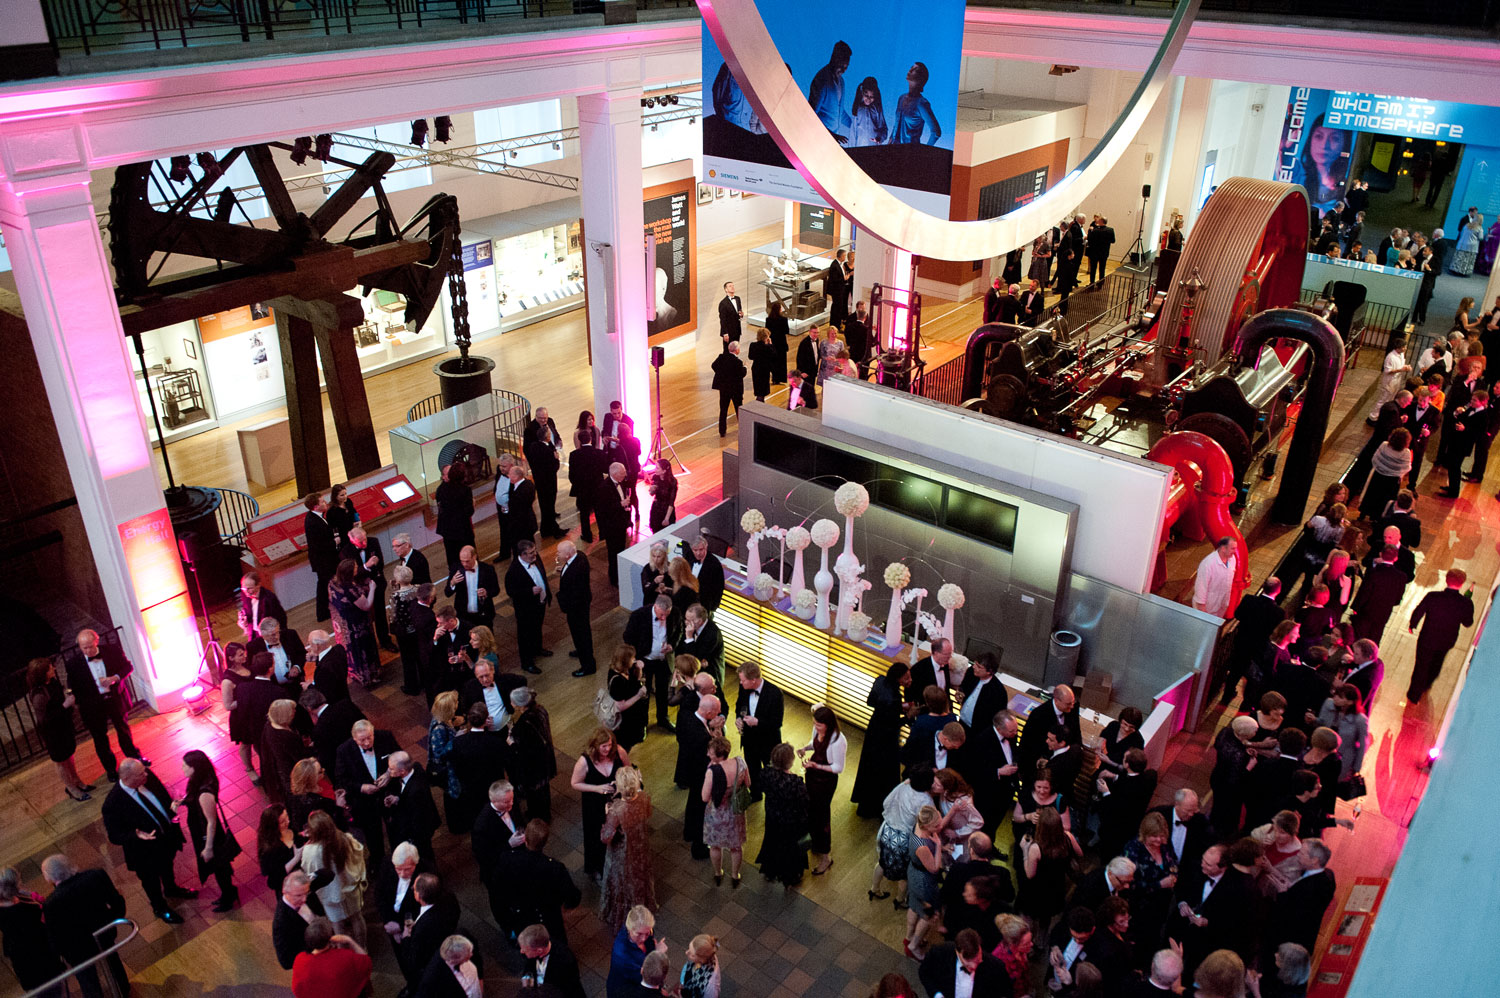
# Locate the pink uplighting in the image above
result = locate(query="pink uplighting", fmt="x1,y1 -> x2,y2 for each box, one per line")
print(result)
118,509 -> 202,696
887,248 -> 915,351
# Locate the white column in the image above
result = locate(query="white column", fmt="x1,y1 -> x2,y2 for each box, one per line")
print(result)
0,159 -> 201,708
1145,75 -> 1185,252
578,86 -> 650,424
850,233 -> 912,350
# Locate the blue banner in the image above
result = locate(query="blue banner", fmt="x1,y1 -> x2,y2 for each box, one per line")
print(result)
702,0 -> 965,217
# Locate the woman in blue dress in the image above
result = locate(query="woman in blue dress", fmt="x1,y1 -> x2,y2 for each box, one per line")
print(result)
848,77 -> 888,147
889,62 -> 941,146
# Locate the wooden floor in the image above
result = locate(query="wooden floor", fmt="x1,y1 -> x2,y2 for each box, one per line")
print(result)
6,228 -> 1497,996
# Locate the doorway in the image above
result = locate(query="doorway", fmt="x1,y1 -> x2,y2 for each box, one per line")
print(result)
1353,133 -> 1463,242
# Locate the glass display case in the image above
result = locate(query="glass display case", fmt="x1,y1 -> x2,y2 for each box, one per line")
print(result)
388,393 -> 526,499
134,319 -> 217,443
745,239 -> 849,335
346,287 -> 449,375
494,221 -> 584,327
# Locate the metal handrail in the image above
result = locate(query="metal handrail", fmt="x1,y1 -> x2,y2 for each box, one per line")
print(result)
207,486 -> 260,549
406,389 -> 532,456
24,917 -> 138,998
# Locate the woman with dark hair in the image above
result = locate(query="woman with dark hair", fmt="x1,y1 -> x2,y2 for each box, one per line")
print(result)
1013,766 -> 1071,841
257,803 -> 304,893
1095,705 -> 1146,778
648,459 -> 678,534
1359,427 -> 1412,519
301,810 -> 367,948
852,663 -> 911,817
869,973 -> 916,998
799,705 -> 846,876
433,462 -> 474,574
757,742 -> 808,889
1017,804 -> 1080,927
0,866 -> 65,994
608,646 -> 650,750
179,749 -> 242,911
25,658 -> 89,802
287,758 -> 347,834
890,61 -> 940,145
701,734 -> 749,886
325,483 -> 359,544
219,641 -> 258,778
576,410 -> 601,449
848,76 -> 888,146
328,557 -> 378,685
765,301 -> 791,385
748,328 -> 776,402
1296,115 -> 1351,209
570,727 -> 631,880
1317,684 -> 1369,785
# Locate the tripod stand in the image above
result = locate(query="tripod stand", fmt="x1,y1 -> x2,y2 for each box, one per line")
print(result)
1120,188 -> 1151,267
179,538 -> 226,701
648,354 -> 688,475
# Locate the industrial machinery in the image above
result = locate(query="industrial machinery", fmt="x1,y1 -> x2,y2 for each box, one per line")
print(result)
959,178 -> 1347,529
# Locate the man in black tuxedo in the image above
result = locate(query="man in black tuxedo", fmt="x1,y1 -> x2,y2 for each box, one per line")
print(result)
373,842 -> 429,936
41,854 -> 130,998
518,924 -> 586,998
303,491 -> 339,622
445,544 -> 499,631
1408,568 -> 1475,701
718,280 -> 744,346
1375,490 -> 1422,550
711,341 -> 747,437
448,706 -> 510,830
383,751 -> 442,865
905,720 -> 968,777
1406,386 -> 1441,482
567,432 -> 609,544
506,539 -> 552,675
62,629 -> 143,781
1270,653 -> 1332,734
1225,578 -> 1285,705
1267,839 -> 1335,956
495,821 -> 582,945
1017,684 -> 1081,782
983,277 -> 1005,325
460,661 -> 525,727
237,570 -> 288,642
304,630 -> 350,705
844,300 -> 871,378
918,928 -> 1010,998
523,406 -> 567,538
472,780 -> 525,925
956,651 -> 1006,734
430,605 -> 472,698
1086,214 -> 1115,284
686,536 -> 726,616
968,709 -> 1020,835
601,400 -> 635,465
341,526 -> 392,650
418,936 -> 479,998
1348,548 -> 1406,646
270,870 -> 325,970
551,539 -> 595,677
235,652 -> 294,775
1094,749 -> 1157,859
625,596 -> 683,729
395,873 -> 460,989
248,617 -> 308,685
301,687 -> 364,776
335,721 -> 400,858
501,464 -> 540,558
734,662 -> 784,800
391,532 -> 432,585
596,462 -> 634,588
398,581 -> 436,697
1068,855 -> 1136,922
678,604 -> 725,687
1150,789 -> 1210,876
677,695 -> 718,860
1172,842 -> 1257,978
1043,908 -> 1096,995
1343,639 -> 1385,715
1245,728 -> 1308,830
101,759 -> 195,922
1021,278 -> 1045,326
908,638 -> 956,707
827,249 -> 851,329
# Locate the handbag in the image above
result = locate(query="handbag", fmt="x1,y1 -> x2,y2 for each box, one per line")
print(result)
730,762 -> 753,815
1336,774 -> 1367,800
213,797 -> 243,864
593,685 -> 621,730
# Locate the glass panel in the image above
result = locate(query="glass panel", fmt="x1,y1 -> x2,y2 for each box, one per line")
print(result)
944,489 -> 1019,552
754,423 -> 815,480
873,471 -> 943,524
472,100 -> 564,167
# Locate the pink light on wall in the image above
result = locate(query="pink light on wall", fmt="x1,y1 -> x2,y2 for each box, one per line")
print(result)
117,508 -> 200,694
887,248 -> 915,352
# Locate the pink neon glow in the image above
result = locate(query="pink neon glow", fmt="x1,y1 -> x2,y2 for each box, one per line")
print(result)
1428,747 -> 1441,760
887,249 -> 915,351
118,509 -> 201,695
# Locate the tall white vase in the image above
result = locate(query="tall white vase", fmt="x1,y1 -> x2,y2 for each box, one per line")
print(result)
814,545 -> 834,630
943,606 -> 956,642
746,532 -> 762,584
884,587 -> 904,648
790,547 -> 807,602
835,514 -> 858,633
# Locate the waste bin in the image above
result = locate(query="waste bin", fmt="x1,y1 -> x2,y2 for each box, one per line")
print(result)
1044,629 -> 1083,687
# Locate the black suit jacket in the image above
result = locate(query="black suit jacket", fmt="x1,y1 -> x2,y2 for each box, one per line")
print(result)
504,478 -> 540,542
459,676 -> 525,720
62,644 -> 134,726
679,619 -> 725,681
373,856 -> 433,926
386,766 -> 442,845
445,562 -> 500,625
795,335 -> 817,378
567,446 -> 609,501
234,675 -> 296,750
304,511 -> 340,576
101,773 -> 184,873
1149,803 -> 1211,874
311,645 -> 350,704
393,548 -> 432,586
957,672 -> 1008,732
907,656 -> 952,705
43,869 -> 127,965
1017,700 -> 1082,777
674,708 -> 713,789
1410,587 -> 1475,652
334,731 -> 401,817
735,679 -> 785,748
1269,869 -> 1336,952
711,352 -> 747,396
526,945 -> 586,998
272,897 -> 318,970
448,728 -> 510,801
248,629 -> 308,677
917,945 -> 1012,998
239,587 -> 289,636
967,723 -> 1020,821
397,891 -> 460,984
523,418 -> 564,477
1021,288 -> 1044,324
1376,509 -> 1422,550
505,556 -> 552,619
623,605 -> 683,662
594,477 -> 633,539
495,849 -> 582,941
417,950 -> 469,998
1343,657 -> 1385,714
687,551 -> 726,614
557,554 -> 592,616
844,316 -> 869,361
1232,593 -> 1286,660
983,287 -> 1003,324
471,802 -> 524,882
311,699 -> 365,774
718,294 -> 743,340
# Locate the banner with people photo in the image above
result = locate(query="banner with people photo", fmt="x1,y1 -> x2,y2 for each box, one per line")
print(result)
702,0 -> 965,216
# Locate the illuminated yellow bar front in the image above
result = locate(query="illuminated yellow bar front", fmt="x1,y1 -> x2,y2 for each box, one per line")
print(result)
717,587 -> 904,731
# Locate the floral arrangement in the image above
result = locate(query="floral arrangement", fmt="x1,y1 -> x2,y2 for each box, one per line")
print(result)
835,559 -> 865,585
741,508 -> 767,535
756,572 -> 775,590
938,583 -> 966,610
848,610 -> 872,631
785,525 -> 812,551
833,481 -> 871,517
793,588 -> 819,612
884,562 -> 911,589
810,518 -> 840,548
903,587 -> 928,606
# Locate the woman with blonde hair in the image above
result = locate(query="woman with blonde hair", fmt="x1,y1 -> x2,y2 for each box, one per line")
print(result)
429,689 -> 464,830
990,913 -> 1034,996
903,804 -> 944,959
679,933 -> 721,998
465,625 -> 499,671
571,727 -> 632,879
301,809 -> 368,947
600,765 -> 657,929
668,557 -> 698,618
287,757 -> 346,834
260,698 -> 305,804
640,542 -> 673,605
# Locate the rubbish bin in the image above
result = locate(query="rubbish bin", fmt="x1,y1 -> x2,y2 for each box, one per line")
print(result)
1044,629 -> 1083,687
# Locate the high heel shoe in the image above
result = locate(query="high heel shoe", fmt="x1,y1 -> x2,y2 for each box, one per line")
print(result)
868,889 -> 890,901
65,787 -> 92,802
813,858 -> 833,876
713,873 -> 723,886
893,896 -> 906,912
731,875 -> 741,890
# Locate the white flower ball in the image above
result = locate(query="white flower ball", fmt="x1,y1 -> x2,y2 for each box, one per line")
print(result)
741,508 -> 767,535
793,588 -> 819,611
938,583 -> 966,610
785,525 -> 812,551
756,572 -> 775,589
884,562 -> 911,589
848,610 -> 872,629
810,518 -> 840,548
833,481 -> 871,517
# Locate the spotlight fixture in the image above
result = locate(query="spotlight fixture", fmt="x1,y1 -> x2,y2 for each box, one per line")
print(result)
212,188 -> 238,224
290,136 -> 313,165
641,97 -> 652,108
651,124 -> 658,132
434,115 -> 453,144
410,118 -> 429,147
689,116 -> 696,125
168,155 -> 192,182
509,150 -> 519,159
552,142 -> 561,151
668,94 -> 679,105
314,133 -> 333,162
195,152 -> 222,180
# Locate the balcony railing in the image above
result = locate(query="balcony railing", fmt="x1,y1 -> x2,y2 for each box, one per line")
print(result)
966,0 -> 1500,31
39,0 -> 699,61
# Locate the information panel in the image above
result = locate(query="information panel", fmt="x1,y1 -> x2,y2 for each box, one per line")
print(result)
643,177 -> 697,340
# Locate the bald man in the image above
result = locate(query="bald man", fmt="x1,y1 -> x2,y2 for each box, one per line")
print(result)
556,539 -> 596,676
595,462 -> 634,587
1016,683 -> 1081,782
63,628 -> 144,781
101,759 -> 193,921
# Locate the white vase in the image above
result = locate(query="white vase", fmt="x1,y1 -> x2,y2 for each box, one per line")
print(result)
943,606 -> 956,642
814,546 -> 834,630
746,532 -> 762,584
884,586 -> 903,648
790,547 -> 808,602
847,621 -> 870,643
793,600 -> 816,620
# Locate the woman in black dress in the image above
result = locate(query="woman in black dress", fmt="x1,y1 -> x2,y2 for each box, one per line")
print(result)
569,727 -> 631,880
0,866 -> 65,994
256,803 -> 304,893
756,743 -> 809,888
765,301 -> 791,384
219,642 -> 258,779
748,328 -> 776,402
799,706 -> 847,876
260,698 -> 307,804
325,482 -> 359,544
607,647 -> 650,750
648,459 -> 678,534
640,543 -> 672,607
178,749 -> 242,912
25,658 -> 90,802
433,462 -> 475,573
287,758 -> 348,834
851,664 -> 910,818
575,410 -> 602,449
